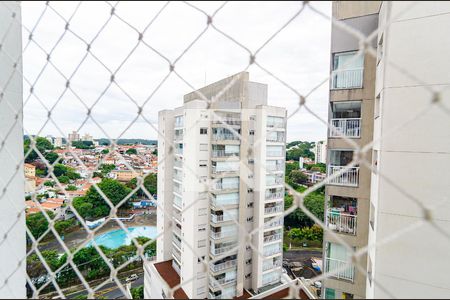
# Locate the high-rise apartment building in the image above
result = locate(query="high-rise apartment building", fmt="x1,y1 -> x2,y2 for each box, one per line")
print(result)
323,1 -> 380,298
145,73 -> 288,299
324,1 -> 450,299
68,130 -> 81,143
314,141 -> 327,164
367,2 -> 450,298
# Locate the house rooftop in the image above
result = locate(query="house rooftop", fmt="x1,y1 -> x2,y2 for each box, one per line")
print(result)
153,260 -> 188,299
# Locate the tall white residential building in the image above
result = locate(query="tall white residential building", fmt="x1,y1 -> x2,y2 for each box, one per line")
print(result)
145,73 -> 288,299
314,141 -> 327,164
82,133 -> 94,142
0,2 -> 26,297
54,137 -> 63,148
367,2 -> 450,298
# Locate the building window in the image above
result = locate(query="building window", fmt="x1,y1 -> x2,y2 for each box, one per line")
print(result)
245,273 -> 252,279
245,259 -> 252,265
247,216 -> 253,222
198,224 -> 206,232
247,188 -> 253,193
247,202 -> 253,208
200,128 -> 208,135
197,256 -> 205,263
331,51 -> 364,89
198,239 -> 206,248
249,130 -> 255,135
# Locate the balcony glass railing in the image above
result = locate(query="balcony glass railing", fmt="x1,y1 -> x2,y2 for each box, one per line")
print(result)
327,210 -> 357,235
264,205 -> 283,215
172,249 -> 181,263
210,244 -> 237,256
327,166 -> 359,187
213,181 -> 239,191
263,260 -> 282,272
212,150 -> 240,158
173,196 -> 182,209
212,133 -> 240,141
172,236 -> 181,249
210,259 -> 237,273
330,118 -> 361,138
325,257 -> 355,281
264,218 -> 283,229
265,191 -> 284,200
263,233 -> 282,243
266,176 -> 284,186
331,68 -> 363,89
211,213 -> 238,223
263,244 -> 282,257
211,194 -> 239,207
210,230 -> 237,240
209,276 -> 237,289
174,159 -> 182,169
172,260 -> 181,276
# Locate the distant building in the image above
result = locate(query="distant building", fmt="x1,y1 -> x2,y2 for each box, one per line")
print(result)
112,169 -> 143,182
24,163 -> 35,178
54,137 -> 63,147
82,133 -> 94,142
68,130 -> 81,143
45,135 -> 54,145
314,140 -> 327,164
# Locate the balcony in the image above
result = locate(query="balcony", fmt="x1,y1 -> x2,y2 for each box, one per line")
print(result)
263,233 -> 282,244
209,275 -> 237,290
263,245 -> 282,257
330,118 -> 361,138
262,273 -> 280,285
210,244 -> 237,256
174,159 -> 182,169
172,210 -> 181,224
265,191 -> 284,201
267,116 -> 285,129
212,133 -> 240,141
211,194 -> 239,207
266,175 -> 284,187
266,148 -> 284,158
173,170 -> 182,181
173,196 -> 182,209
174,146 -> 183,156
210,259 -> 237,273
172,249 -> 181,263
211,165 -> 239,175
210,230 -> 237,240
327,209 -> 357,235
212,149 -> 240,158
266,162 -> 284,172
264,205 -> 283,215
327,166 -> 359,187
172,260 -> 181,276
211,213 -> 237,224
331,68 -> 363,89
209,291 -> 237,300
263,259 -> 282,272
325,257 -> 355,281
264,218 -> 283,229
173,184 -> 182,195
266,132 -> 285,143
172,236 -> 182,249
212,180 -> 239,192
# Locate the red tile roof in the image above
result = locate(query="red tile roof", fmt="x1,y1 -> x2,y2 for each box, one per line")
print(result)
153,260 -> 188,299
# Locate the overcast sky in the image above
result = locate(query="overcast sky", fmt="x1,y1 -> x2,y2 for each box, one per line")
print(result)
21,1 -> 331,142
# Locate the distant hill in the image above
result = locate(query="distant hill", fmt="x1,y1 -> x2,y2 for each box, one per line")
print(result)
95,138 -> 157,146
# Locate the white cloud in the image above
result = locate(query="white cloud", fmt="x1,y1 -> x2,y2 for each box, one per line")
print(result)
21,1 -> 331,142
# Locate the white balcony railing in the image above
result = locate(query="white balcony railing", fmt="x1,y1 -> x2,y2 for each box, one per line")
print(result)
263,245 -> 282,257
211,196 -> 239,207
262,274 -> 281,285
264,218 -> 283,229
265,191 -> 284,200
327,166 -> 359,187
327,210 -> 357,235
212,150 -> 240,158
267,150 -> 283,157
209,276 -> 237,289
263,233 -> 282,243
210,230 -> 237,240
210,259 -> 237,273
174,159 -> 182,169
213,181 -> 239,191
172,260 -> 181,276
173,196 -> 182,209
266,177 -> 284,186
330,118 -> 361,138
331,68 -> 363,89
210,244 -> 237,256
264,206 -> 283,215
263,260 -> 282,272
211,214 -> 237,223
266,163 -> 284,172
172,249 -> 181,263
212,166 -> 239,175
172,237 -> 181,249
325,257 -> 355,281
212,134 -> 240,141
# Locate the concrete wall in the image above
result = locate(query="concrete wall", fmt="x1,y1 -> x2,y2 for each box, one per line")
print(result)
367,2 -> 450,298
0,2 -> 26,298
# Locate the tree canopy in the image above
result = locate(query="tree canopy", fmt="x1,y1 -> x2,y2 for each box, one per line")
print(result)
126,173 -> 157,197
126,148 -> 137,155
286,141 -> 315,161
24,136 -> 54,162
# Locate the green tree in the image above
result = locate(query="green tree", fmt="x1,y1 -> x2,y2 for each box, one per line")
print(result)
26,211 -> 55,239
286,141 -> 315,161
66,185 -> 77,191
289,169 -> 308,185
285,161 -> 299,177
44,152 -> 59,164
44,181 -> 55,187
130,286 -> 144,299
54,219 -> 76,235
24,136 -> 54,162
27,250 -> 61,288
305,163 -> 326,173
100,164 -> 115,176
58,175 -> 70,184
126,173 -> 157,197
73,178 -> 132,219
126,148 -> 137,155
101,149 -> 109,155
284,186 -> 325,228
72,140 -> 94,149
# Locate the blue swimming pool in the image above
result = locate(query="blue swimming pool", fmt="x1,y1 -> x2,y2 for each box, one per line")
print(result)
87,226 -> 157,249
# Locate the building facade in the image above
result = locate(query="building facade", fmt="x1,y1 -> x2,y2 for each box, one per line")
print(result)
323,1 -> 380,299
366,2 -> 450,298
314,141 -> 327,164
145,72 -> 288,299
68,130 -> 81,143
